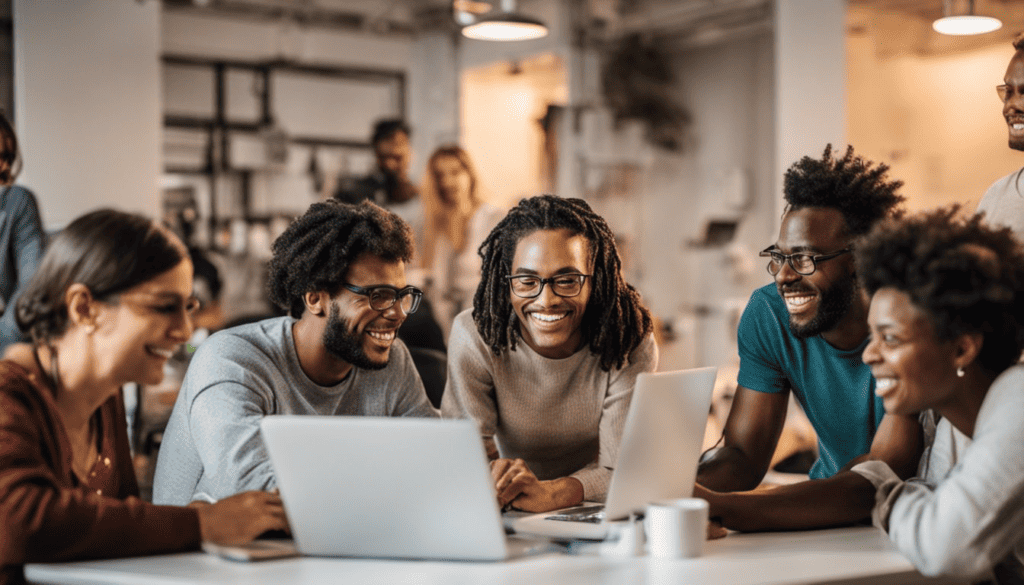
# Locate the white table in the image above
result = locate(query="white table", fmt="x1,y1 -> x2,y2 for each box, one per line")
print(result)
27,526 -> 967,585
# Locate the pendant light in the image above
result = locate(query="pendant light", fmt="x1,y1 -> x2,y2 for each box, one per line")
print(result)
461,0 -> 548,42
932,0 -> 1002,36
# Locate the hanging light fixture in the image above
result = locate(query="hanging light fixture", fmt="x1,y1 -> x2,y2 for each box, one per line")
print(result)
461,0 -> 548,42
932,0 -> 1002,36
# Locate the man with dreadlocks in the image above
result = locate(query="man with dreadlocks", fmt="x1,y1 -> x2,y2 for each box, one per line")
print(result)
153,200 -> 436,506
694,145 -> 925,531
441,195 -> 657,513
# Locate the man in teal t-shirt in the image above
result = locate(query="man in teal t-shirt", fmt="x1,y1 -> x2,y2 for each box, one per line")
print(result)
695,145 -> 925,532
736,284 -> 880,479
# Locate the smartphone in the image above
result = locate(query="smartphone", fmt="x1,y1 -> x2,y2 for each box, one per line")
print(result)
201,539 -> 300,562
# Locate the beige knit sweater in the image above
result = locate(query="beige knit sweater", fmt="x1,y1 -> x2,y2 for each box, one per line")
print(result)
440,309 -> 658,501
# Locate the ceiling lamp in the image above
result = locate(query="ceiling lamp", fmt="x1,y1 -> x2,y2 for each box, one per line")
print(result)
932,0 -> 1002,36
461,0 -> 548,41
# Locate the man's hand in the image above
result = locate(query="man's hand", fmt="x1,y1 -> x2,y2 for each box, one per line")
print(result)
490,458 -> 584,513
707,518 -> 728,540
191,490 -> 289,545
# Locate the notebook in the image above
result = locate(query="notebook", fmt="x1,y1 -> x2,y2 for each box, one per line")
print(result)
508,366 -> 718,540
258,415 -> 556,561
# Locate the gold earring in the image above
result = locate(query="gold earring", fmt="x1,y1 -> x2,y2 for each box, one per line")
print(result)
85,324 -> 96,335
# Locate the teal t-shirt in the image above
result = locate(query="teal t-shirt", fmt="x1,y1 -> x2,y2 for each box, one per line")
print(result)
736,284 -> 882,479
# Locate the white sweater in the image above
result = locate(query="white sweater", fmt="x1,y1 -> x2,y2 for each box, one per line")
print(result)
852,366 -> 1024,582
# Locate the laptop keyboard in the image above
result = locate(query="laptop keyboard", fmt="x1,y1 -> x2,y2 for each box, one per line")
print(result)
544,504 -> 606,524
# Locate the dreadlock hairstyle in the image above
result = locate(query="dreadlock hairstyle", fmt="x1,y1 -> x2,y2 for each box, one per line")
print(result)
784,144 -> 905,237
267,199 -> 414,318
856,205 -> 1024,374
472,194 -> 653,372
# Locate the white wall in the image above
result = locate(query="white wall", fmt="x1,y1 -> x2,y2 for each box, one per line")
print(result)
638,32 -> 776,370
775,0 -> 846,223
461,54 -> 567,209
161,11 -> 411,70
407,31 -> 461,174
847,30 -> 1020,212
15,0 -> 162,228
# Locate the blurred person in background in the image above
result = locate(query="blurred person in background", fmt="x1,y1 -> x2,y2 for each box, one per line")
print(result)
0,111 -> 45,354
421,145 -> 504,337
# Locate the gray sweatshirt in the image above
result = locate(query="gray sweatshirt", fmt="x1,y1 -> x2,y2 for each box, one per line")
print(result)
153,316 -> 437,505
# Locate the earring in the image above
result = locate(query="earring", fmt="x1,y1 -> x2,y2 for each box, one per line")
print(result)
85,324 -> 96,335
957,367 -> 965,378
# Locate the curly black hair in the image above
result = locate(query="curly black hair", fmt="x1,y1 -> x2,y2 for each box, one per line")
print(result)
784,144 -> 905,237
473,194 -> 653,372
856,205 -> 1024,374
267,200 -> 414,318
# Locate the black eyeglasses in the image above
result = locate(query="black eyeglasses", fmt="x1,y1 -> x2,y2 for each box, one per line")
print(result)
505,273 -> 591,299
342,283 -> 423,314
759,246 -> 852,276
997,84 -> 1024,103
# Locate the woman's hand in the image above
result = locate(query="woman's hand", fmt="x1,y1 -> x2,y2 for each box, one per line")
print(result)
190,490 -> 289,545
491,458 -> 584,513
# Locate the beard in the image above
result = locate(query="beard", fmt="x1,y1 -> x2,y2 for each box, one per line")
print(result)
322,303 -> 389,371
787,273 -> 858,339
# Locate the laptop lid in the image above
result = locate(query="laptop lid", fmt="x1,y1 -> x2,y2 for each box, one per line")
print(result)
510,366 -> 718,539
260,416 -> 511,561
603,366 -> 718,520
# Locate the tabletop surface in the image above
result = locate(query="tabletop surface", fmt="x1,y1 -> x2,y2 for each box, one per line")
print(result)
26,526 -> 968,585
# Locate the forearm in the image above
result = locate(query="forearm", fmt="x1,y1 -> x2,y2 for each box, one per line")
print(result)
543,477 -> 585,510
706,471 -> 876,532
569,463 -> 610,502
697,446 -> 769,493
1,476 -> 201,563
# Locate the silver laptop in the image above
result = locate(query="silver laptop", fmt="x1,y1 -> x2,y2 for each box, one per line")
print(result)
260,415 -> 554,561
509,366 -> 718,540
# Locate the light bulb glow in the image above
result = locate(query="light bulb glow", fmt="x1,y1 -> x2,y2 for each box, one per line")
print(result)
932,15 -> 1002,35
462,21 -> 548,41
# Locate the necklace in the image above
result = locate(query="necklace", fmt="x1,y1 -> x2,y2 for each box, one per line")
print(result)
34,345 -> 100,483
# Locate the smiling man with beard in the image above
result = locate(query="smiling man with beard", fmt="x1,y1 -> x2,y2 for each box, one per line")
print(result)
976,32 -> 1024,236
153,200 -> 436,506
695,145 -> 927,532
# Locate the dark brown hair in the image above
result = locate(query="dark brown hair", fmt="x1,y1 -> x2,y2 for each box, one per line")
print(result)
16,209 -> 188,344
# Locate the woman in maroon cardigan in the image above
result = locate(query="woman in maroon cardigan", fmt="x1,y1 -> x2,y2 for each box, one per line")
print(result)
0,209 -> 287,584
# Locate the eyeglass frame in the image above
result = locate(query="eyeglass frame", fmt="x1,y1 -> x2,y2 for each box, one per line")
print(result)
997,84 -> 1024,103
104,291 -> 202,318
505,273 -> 592,299
759,246 -> 853,276
341,282 -> 423,314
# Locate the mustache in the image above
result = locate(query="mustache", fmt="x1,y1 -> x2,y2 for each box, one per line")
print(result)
778,284 -> 815,295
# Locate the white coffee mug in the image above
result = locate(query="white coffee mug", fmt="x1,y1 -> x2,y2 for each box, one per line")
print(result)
645,497 -> 708,559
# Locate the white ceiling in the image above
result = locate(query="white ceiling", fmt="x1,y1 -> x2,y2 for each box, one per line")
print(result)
161,0 -> 1024,56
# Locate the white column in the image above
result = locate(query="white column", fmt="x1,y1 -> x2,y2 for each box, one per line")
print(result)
774,0 -> 847,225
14,0 -> 162,228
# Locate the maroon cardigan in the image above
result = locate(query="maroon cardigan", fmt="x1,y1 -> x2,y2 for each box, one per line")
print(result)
0,360 -> 201,584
